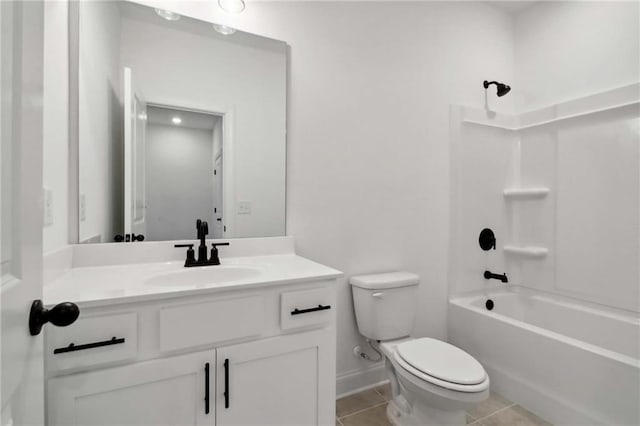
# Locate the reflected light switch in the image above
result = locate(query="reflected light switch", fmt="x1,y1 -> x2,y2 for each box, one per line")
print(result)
238,201 -> 251,214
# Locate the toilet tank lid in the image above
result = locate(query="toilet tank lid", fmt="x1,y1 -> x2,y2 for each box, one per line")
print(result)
350,272 -> 419,290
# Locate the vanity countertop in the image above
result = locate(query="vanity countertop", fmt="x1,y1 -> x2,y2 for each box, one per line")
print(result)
44,254 -> 342,308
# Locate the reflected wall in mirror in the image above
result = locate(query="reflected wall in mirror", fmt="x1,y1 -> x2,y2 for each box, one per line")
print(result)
77,1 -> 287,243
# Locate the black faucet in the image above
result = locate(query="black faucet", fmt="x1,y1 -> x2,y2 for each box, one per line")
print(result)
174,219 -> 230,267
484,270 -> 508,283
196,219 -> 209,263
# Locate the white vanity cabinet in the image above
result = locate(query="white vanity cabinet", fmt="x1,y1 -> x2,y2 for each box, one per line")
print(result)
48,350 -> 215,426
45,281 -> 337,426
216,330 -> 334,426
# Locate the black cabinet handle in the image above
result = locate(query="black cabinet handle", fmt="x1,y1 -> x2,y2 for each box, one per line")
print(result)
224,358 -> 230,409
291,304 -> 331,316
204,362 -> 210,415
53,336 -> 125,354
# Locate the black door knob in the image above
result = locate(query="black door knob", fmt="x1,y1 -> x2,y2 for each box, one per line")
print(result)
29,300 -> 80,336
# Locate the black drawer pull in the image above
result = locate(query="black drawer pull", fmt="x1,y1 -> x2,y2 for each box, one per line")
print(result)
291,304 -> 331,316
224,358 -> 230,409
53,336 -> 125,354
204,362 -> 210,414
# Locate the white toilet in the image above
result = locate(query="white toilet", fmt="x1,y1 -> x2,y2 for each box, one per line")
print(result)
350,272 -> 489,426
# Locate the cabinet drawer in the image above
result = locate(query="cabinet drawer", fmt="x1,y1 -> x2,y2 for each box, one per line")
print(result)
46,312 -> 138,373
280,288 -> 333,330
159,295 -> 265,352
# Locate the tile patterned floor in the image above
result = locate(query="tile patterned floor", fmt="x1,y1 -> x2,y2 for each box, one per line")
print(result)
336,384 -> 552,426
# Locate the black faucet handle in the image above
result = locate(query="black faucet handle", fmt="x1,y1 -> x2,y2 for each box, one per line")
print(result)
175,244 -> 196,266
209,243 -> 229,265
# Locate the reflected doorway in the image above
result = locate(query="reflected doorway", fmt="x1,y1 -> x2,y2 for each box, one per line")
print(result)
141,105 -> 224,241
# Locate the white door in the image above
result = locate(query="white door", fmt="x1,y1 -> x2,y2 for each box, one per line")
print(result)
123,67 -> 147,242
216,330 -> 335,426
213,153 -> 223,238
47,350 -> 215,426
1,1 -> 46,424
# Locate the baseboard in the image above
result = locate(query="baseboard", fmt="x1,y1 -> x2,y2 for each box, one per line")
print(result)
336,363 -> 386,399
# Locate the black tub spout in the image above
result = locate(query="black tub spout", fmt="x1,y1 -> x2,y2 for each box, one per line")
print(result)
484,270 -> 508,283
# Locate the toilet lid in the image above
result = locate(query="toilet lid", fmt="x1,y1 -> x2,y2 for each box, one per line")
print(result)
396,338 -> 486,385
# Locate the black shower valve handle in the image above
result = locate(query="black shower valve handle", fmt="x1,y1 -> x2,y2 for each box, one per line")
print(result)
479,228 -> 497,251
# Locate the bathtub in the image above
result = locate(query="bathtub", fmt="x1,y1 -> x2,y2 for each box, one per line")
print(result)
448,287 -> 640,426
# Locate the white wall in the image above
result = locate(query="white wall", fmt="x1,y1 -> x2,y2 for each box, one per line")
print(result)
145,123 -> 215,241
78,1 -> 123,243
119,7 -> 286,238
42,1 -> 69,253
134,0 -> 516,391
514,1 -> 640,112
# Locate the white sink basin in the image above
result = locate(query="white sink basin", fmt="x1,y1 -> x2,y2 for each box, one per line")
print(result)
145,266 -> 263,287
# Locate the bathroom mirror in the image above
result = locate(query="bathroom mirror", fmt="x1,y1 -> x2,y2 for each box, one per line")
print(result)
76,1 -> 287,243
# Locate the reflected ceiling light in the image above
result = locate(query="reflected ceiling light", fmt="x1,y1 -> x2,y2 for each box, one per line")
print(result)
218,0 -> 245,14
213,23 -> 237,35
154,8 -> 181,21
172,117 -> 182,125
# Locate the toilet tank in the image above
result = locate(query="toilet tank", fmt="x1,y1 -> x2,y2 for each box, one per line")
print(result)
350,272 -> 419,341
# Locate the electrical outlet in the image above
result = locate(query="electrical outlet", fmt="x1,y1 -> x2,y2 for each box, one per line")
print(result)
43,188 -> 53,226
237,201 -> 251,214
80,194 -> 87,222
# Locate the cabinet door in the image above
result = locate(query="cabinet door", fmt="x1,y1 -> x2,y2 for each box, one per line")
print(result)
48,350 -> 215,426
216,329 -> 335,426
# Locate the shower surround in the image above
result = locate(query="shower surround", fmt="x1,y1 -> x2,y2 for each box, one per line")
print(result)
448,83 -> 640,425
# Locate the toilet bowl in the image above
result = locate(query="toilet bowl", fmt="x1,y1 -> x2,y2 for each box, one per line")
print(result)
380,338 -> 489,426
350,272 -> 489,426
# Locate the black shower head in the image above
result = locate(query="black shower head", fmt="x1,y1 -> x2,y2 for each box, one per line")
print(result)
483,80 -> 511,97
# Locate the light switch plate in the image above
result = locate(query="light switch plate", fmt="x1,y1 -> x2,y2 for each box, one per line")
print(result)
237,201 -> 251,214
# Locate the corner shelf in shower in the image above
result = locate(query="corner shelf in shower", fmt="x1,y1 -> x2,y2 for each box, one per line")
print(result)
503,245 -> 548,258
503,187 -> 549,199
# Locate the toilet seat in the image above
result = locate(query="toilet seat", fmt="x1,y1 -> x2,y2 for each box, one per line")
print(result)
397,338 -> 487,385
393,338 -> 489,393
